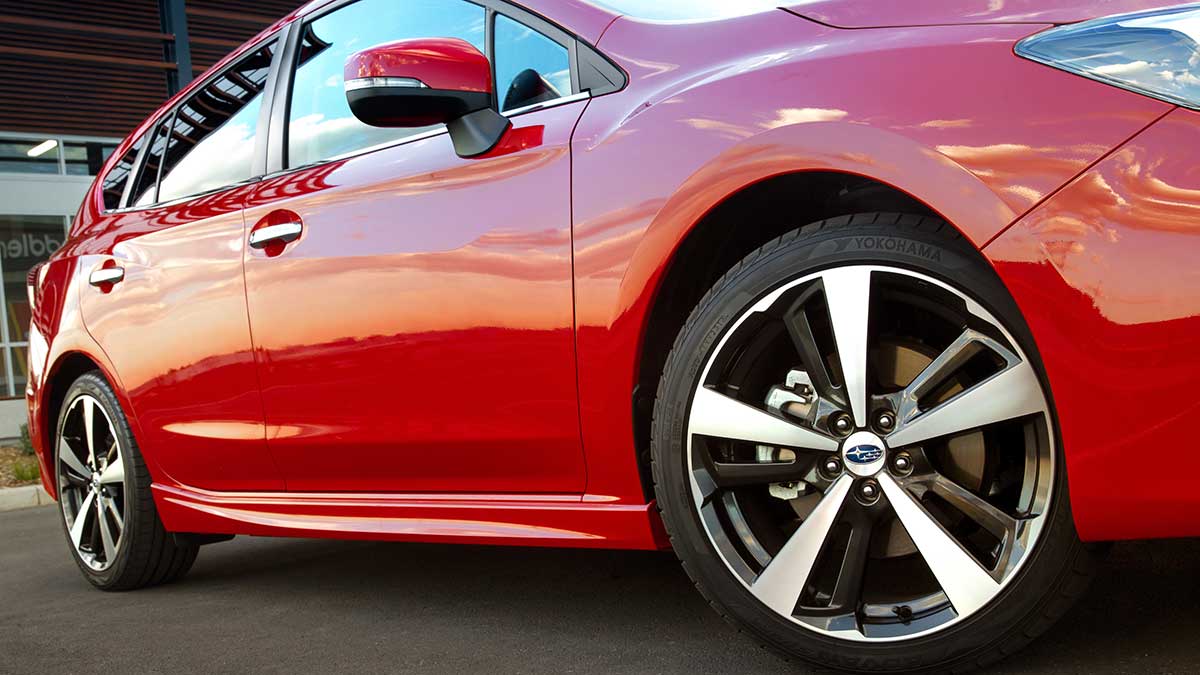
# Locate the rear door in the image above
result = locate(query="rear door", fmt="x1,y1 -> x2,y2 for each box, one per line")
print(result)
240,0 -> 588,493
79,37 -> 284,491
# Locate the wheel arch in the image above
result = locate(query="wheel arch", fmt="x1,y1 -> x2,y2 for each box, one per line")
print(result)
38,351 -> 120,498
627,169 -> 957,500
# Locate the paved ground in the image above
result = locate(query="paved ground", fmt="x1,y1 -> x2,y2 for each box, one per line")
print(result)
1,505 -> 1197,674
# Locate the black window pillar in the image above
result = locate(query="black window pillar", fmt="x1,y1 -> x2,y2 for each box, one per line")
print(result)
160,0 -> 194,95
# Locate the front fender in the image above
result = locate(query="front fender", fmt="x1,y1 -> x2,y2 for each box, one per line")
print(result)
570,11 -> 1169,504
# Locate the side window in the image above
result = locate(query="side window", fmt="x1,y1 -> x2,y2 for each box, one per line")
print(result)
286,0 -> 485,168
130,121 -> 171,207
100,137 -> 144,211
493,14 -> 572,112
156,40 -> 276,203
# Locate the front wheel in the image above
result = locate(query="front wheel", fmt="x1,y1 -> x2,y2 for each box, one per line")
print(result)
55,372 -> 198,590
651,214 -> 1094,672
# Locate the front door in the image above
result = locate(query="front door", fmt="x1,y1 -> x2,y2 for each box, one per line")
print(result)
241,0 -> 586,493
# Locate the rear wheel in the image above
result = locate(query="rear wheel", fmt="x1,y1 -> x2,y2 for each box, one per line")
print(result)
55,372 -> 197,590
652,213 -> 1094,672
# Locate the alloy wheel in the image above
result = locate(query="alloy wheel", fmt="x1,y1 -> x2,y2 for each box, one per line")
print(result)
57,394 -> 127,572
686,265 -> 1054,641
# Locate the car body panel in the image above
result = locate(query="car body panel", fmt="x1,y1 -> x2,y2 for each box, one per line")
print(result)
76,186 -> 284,492
153,482 -> 665,549
570,12 -> 1169,506
785,0 -> 1174,28
24,1 -> 1200,547
985,107 -> 1200,541
240,102 -> 587,494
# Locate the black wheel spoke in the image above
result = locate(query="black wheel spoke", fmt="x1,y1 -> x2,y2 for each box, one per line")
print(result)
709,458 -> 811,488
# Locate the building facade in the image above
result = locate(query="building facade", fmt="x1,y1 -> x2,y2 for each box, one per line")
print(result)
0,0 -> 297,430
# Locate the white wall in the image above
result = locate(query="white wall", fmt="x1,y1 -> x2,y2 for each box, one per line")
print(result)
0,173 -> 91,218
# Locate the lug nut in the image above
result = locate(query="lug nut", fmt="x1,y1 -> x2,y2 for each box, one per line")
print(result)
832,413 -> 853,435
892,453 -> 912,474
822,456 -> 842,476
858,480 -> 880,503
876,411 -> 895,431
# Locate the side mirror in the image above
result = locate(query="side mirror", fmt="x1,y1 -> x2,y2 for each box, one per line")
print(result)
344,38 -> 511,158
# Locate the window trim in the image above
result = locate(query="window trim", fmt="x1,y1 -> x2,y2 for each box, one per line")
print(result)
101,28 -> 286,214
266,0 -> 626,176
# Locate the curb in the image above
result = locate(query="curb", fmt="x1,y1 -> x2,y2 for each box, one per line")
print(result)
0,484 -> 53,512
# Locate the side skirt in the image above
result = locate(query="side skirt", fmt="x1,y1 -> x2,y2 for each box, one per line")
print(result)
152,484 -> 668,550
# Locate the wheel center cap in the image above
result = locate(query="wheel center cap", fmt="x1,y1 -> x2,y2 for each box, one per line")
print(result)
841,430 -> 887,477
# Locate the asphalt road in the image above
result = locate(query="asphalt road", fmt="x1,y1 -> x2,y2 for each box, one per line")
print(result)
1,505 -> 1197,674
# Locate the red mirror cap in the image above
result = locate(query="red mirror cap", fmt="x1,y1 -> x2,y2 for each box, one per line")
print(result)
344,37 -> 492,94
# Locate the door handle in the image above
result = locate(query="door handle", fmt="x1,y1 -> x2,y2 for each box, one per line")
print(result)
89,267 -> 124,287
249,222 -> 303,248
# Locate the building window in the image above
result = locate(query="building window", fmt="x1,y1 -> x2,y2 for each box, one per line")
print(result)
0,215 -> 67,398
0,137 -> 62,174
0,135 -> 119,177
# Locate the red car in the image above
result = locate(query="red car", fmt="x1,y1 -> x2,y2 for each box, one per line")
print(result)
26,0 -> 1200,670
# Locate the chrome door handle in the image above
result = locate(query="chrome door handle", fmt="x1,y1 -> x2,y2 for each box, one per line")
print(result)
249,222 -> 303,248
89,267 -> 124,286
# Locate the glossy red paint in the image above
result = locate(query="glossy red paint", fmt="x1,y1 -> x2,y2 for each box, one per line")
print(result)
25,0 -> 1198,548
785,0 -> 1170,28
985,107 -> 1200,541
343,38 -> 492,93
569,12 -> 1168,507
152,484 -> 663,549
77,184 -> 284,492
240,102 -> 587,494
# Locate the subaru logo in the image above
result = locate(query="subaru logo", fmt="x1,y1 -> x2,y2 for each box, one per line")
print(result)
845,444 -> 884,465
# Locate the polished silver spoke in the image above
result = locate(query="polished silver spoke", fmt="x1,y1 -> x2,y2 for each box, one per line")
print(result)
58,394 -> 126,572
97,497 -> 117,562
690,387 -> 838,452
821,268 -> 872,428
751,474 -> 853,616
878,473 -> 999,617
69,490 -> 96,550
99,458 -> 124,485
82,397 -> 97,469
887,360 -> 1044,448
59,438 -> 91,479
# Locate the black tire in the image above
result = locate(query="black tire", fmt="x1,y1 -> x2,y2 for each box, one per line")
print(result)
55,371 -> 198,590
651,213 -> 1095,672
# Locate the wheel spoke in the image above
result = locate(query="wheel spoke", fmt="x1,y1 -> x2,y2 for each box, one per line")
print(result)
691,387 -> 838,452
97,497 -> 117,562
708,459 -> 810,488
59,438 -> 91,479
887,360 -> 1044,448
106,497 -> 124,534
877,473 -> 999,617
825,513 -> 874,622
925,473 -> 1018,544
99,458 -> 124,486
82,397 -> 97,470
783,296 -> 840,402
751,474 -> 853,616
820,268 -> 872,428
69,490 -> 96,549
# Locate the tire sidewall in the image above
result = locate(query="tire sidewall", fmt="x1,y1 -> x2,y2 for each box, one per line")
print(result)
652,218 -> 1080,672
